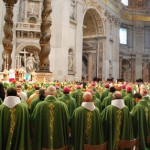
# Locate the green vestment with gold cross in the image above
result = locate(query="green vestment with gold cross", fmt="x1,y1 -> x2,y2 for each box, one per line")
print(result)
31,95 -> 70,150
0,102 -> 31,150
101,105 -> 134,150
71,107 -> 105,150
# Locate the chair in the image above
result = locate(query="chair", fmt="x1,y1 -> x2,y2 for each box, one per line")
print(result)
147,136 -> 150,144
84,142 -> 107,150
42,146 -> 68,150
118,139 -> 138,150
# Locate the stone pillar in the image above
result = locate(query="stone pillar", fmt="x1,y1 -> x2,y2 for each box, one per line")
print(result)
119,56 -> 123,79
24,0 -> 28,21
2,0 -> 18,70
38,1 -> 42,23
143,62 -> 148,82
97,39 -> 104,80
130,55 -> 135,82
88,52 -> 92,81
39,0 -> 52,72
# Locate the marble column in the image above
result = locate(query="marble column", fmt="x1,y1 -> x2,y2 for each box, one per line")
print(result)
39,0 -> 52,72
130,55 -> 135,82
2,0 -> 18,70
119,56 -> 123,79
88,52 -> 92,81
97,39 -> 104,80
38,1 -> 42,23
143,62 -> 148,82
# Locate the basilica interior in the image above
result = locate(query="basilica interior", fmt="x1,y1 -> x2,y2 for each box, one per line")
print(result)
0,0 -> 150,82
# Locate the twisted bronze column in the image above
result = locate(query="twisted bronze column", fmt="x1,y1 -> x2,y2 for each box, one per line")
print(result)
39,0 -> 52,72
2,0 -> 18,69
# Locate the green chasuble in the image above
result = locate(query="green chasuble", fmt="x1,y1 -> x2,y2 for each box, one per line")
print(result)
71,89 -> 84,107
27,88 -> 35,98
0,102 -> 31,150
32,95 -> 69,150
100,88 -> 109,102
29,96 -> 43,114
59,94 -> 76,117
101,105 -> 134,150
93,95 -> 102,112
123,93 -> 135,111
121,89 -> 127,98
71,106 -> 105,150
0,98 -> 2,105
101,93 -> 113,110
92,88 -> 101,100
56,88 -> 63,98
131,100 -> 150,150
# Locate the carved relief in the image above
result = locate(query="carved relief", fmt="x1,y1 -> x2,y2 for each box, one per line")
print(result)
68,49 -> 75,75
70,0 -> 76,20
28,2 -> 40,18
98,42 -> 103,79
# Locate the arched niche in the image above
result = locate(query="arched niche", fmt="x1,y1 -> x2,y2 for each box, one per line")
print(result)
82,8 -> 104,81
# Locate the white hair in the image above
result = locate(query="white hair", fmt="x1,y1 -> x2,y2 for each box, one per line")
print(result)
46,85 -> 56,96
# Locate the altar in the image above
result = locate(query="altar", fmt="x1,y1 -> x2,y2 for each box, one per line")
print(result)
2,49 -> 53,83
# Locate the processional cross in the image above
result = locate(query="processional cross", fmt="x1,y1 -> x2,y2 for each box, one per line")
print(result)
19,49 -> 29,69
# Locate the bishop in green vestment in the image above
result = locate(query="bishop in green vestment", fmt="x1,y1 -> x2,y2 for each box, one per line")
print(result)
101,91 -> 134,150
0,87 -> 31,150
59,86 -> 76,117
71,92 -> 105,150
131,93 -> 150,150
29,88 -> 46,114
123,86 -> 135,111
88,89 -> 102,112
100,83 -> 110,102
32,86 -> 70,150
101,86 -> 116,110
71,85 -> 84,107
121,84 -> 127,98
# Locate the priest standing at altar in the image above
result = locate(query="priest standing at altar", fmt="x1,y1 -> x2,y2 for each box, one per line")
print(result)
8,67 -> 15,82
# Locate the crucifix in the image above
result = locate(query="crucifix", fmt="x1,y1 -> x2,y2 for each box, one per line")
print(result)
19,49 -> 29,69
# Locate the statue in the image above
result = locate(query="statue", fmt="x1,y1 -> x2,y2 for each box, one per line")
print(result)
68,50 -> 74,71
109,60 -> 113,78
70,0 -> 76,20
26,53 -> 37,72
33,51 -> 40,71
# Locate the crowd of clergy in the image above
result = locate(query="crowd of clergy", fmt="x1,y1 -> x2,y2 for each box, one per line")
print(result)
0,80 -> 150,150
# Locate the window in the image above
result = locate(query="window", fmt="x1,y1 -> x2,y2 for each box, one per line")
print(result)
120,28 -> 127,44
121,0 -> 128,6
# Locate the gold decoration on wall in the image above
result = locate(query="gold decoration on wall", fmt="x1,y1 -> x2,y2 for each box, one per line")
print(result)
121,13 -> 150,22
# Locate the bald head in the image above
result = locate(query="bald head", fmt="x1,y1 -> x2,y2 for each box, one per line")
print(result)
113,91 -> 122,99
83,92 -> 93,102
46,85 -> 56,96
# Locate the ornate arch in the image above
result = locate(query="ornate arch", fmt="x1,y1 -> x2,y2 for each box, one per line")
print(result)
83,8 -> 104,35
16,42 -> 40,54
